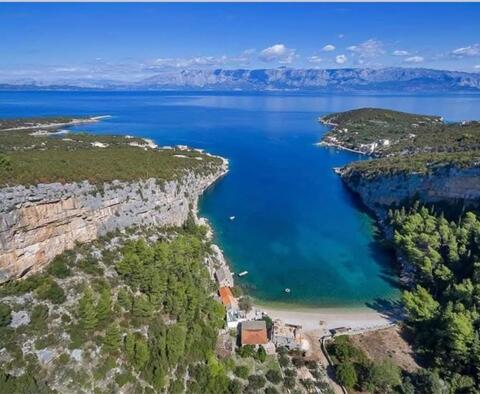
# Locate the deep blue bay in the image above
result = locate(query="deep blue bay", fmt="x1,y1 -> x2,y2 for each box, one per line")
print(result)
2,91 -> 480,308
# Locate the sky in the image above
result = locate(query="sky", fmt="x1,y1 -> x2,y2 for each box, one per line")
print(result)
1,3 -> 480,82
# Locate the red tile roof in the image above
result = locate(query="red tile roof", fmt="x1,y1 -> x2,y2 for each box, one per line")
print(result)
219,287 -> 235,307
241,321 -> 268,345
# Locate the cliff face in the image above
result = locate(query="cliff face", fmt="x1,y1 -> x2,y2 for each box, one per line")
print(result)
0,165 -> 227,282
340,165 -> 480,215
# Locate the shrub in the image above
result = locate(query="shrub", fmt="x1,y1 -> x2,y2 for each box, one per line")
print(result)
0,274 -> 45,297
30,304 -> 49,330
115,372 -> 133,387
170,379 -> 184,394
0,304 -> 12,327
228,379 -> 243,394
292,357 -> 305,368
238,344 -> 255,358
284,375 -> 296,389
35,333 -> 58,350
300,379 -> 315,391
335,362 -> 357,389
255,345 -> 267,363
36,277 -> 66,304
247,375 -> 266,390
78,256 -> 103,276
265,386 -> 279,394
365,360 -> 402,393
234,365 -> 249,379
238,297 -> 252,312
278,354 -> 290,368
47,257 -> 71,278
284,368 -> 296,378
266,369 -> 282,384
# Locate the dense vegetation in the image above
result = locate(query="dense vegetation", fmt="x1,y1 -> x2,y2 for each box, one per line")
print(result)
324,109 -> 480,392
327,335 -> 402,393
0,116 -> 223,186
0,224 -> 233,393
0,222 -> 334,393
321,107 -> 480,157
322,108 -> 441,147
390,205 -> 480,392
342,151 -> 480,178
321,107 -> 480,180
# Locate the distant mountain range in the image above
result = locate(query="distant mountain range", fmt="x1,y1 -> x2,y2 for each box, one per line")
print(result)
2,67 -> 480,92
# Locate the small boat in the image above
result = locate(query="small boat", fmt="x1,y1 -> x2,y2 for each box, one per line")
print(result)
238,271 -> 248,277
285,288 -> 291,293
229,216 -> 236,221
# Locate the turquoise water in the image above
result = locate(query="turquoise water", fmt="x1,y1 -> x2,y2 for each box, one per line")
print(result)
2,91 -> 480,307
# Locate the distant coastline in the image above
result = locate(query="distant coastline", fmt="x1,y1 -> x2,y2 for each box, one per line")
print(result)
0,115 -> 111,132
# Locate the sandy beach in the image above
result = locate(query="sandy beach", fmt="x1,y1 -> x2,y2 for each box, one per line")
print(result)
258,304 -> 399,333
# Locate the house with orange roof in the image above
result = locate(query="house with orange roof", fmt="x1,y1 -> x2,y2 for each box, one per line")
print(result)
219,287 -> 237,309
241,320 -> 268,346
218,287 -> 244,329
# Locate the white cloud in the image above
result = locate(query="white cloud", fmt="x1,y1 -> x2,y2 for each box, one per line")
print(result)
259,44 -> 297,64
150,56 -> 228,69
404,56 -> 424,63
146,50 -> 255,71
451,44 -> 480,58
322,44 -> 336,52
392,50 -> 409,56
335,54 -> 348,64
347,39 -> 385,58
242,48 -> 256,56
338,34 -> 345,39
475,65 -> 480,70
308,56 -> 323,64
52,67 -> 83,73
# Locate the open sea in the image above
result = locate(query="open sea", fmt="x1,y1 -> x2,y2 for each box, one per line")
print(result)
2,91 -> 480,308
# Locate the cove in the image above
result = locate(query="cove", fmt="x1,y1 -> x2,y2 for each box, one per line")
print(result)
3,91 -> 480,307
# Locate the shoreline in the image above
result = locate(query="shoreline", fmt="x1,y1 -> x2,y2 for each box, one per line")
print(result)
315,140 -> 367,155
189,139 -> 401,337
194,154 -> 402,335
257,303 -> 399,333
1,115 -> 111,132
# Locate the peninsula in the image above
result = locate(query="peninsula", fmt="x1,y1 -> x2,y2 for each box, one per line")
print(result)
319,107 -> 480,393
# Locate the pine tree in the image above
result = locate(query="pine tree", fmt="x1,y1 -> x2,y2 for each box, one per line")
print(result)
78,287 -> 97,331
132,294 -> 154,320
103,323 -> 121,353
96,287 -> 112,326
125,333 -> 149,370
134,336 -> 150,370
117,288 -> 132,311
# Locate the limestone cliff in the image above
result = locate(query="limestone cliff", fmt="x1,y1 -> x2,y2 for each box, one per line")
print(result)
0,163 -> 227,282
340,164 -> 480,216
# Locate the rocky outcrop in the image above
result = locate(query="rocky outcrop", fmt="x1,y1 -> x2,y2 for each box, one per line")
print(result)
340,165 -> 480,215
0,163 -> 227,283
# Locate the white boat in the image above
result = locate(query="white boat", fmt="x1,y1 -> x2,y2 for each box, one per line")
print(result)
285,288 -> 291,293
229,216 -> 236,220
238,271 -> 248,277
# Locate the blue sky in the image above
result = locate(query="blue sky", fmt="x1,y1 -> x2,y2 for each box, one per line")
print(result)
1,3 -> 480,82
